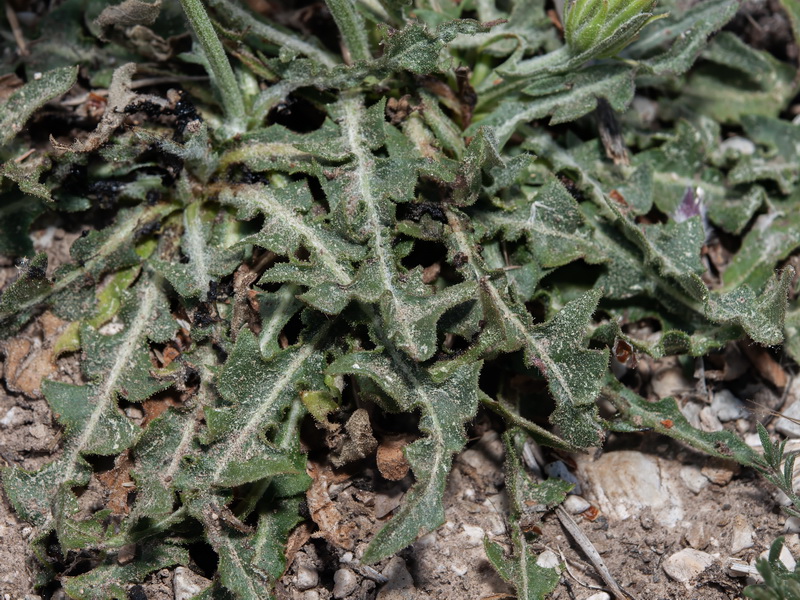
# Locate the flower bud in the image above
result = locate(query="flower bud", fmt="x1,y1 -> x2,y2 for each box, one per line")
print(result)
564,0 -> 665,59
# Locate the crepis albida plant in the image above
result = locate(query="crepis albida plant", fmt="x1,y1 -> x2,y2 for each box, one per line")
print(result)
564,0 -> 668,59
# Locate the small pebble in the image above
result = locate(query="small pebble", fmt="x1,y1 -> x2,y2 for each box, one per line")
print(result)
585,593 -> 611,600
663,549 -> 715,582
124,405 -> 144,423
744,432 -> 763,448
775,489 -> 794,507
374,487 -> 404,519
380,556 -> 413,590
680,466 -> 708,495
702,464 -> 737,486
680,401 -> 703,430
652,364 -> 691,399
699,406 -> 723,432
333,569 -> 358,599
536,550 -> 560,570
711,390 -> 748,422
685,523 -> 708,550
776,402 -> 800,439
173,567 -> 211,600
460,524 -> 484,548
760,544 -> 796,571
784,534 -> 800,557
295,566 -> 319,591
785,516 -> 800,533
563,495 -> 591,514
730,515 -> 754,554
451,564 -> 468,576
0,406 -> 27,428
116,544 -> 136,565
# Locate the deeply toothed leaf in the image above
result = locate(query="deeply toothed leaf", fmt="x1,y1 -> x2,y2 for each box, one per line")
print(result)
484,430 -> 568,599
3,277 -> 175,539
327,347 -> 480,562
176,328 -> 318,489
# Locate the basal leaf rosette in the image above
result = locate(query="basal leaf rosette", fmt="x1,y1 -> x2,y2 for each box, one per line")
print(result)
564,0 -> 667,59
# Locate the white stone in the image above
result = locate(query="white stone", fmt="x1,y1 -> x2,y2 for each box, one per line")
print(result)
730,515 -> 754,554
333,568 -> 358,599
536,550 -> 560,570
785,517 -> 800,533
576,451 -> 684,527
663,549 -> 715,582
680,401 -> 703,430
483,498 -> 507,535
760,545 -> 796,572
461,524 -> 485,548
652,365 -> 692,399
0,406 -> 21,427
680,466 -> 709,495
784,534 -> 800,558
584,593 -> 611,600
563,495 -> 591,514
775,398 -> 800,438
173,567 -> 211,600
685,522 -> 708,550
699,406 -> 723,432
775,489 -> 793,507
295,566 -> 319,591
776,401 -> 800,439
711,390 -> 748,422
451,564 -> 468,576
744,432 -> 763,448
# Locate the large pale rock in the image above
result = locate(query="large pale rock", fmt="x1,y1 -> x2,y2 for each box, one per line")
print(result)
576,451 -> 684,527
663,549 -> 715,582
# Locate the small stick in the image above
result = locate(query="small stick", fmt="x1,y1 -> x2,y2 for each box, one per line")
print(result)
5,4 -> 28,56
548,544 -> 607,593
555,505 -> 638,600
14,149 -> 35,163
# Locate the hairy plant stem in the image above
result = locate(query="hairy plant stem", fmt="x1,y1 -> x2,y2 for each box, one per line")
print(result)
178,0 -> 246,136
326,0 -> 372,63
